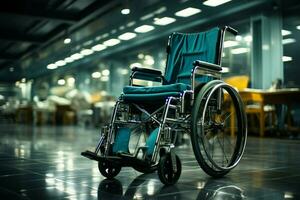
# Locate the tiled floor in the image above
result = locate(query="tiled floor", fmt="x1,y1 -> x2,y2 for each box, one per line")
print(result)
0,123 -> 299,199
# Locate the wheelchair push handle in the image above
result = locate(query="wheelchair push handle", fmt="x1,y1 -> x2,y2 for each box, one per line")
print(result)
224,26 -> 238,36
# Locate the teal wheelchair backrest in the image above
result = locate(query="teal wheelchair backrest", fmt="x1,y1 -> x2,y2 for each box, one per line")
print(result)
164,27 -> 221,85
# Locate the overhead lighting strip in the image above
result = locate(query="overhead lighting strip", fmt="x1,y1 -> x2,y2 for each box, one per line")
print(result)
175,7 -> 201,17
134,25 -> 155,33
154,17 -> 176,26
203,0 -> 232,7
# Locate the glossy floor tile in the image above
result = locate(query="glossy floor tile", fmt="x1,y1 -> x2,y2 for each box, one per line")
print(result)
0,123 -> 299,199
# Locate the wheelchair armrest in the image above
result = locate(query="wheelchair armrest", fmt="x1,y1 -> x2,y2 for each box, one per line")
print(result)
131,67 -> 162,76
190,60 -> 222,97
130,67 -> 165,85
193,60 -> 222,72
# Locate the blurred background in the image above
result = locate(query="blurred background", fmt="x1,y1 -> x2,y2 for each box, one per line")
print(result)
0,0 -> 299,137
1,1 -> 300,199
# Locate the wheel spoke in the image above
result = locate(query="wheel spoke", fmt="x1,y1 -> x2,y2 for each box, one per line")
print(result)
216,136 -> 229,164
222,111 -> 232,122
222,133 -> 234,153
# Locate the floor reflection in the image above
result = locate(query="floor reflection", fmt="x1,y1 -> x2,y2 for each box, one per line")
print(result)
97,174 -> 246,200
98,174 -> 182,200
196,178 -> 245,200
0,124 -> 300,199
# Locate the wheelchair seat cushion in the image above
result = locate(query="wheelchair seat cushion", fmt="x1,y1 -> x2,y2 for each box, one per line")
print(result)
122,83 -> 190,102
123,83 -> 190,94
123,91 -> 182,102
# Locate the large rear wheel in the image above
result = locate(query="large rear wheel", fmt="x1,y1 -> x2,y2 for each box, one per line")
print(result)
191,81 -> 247,177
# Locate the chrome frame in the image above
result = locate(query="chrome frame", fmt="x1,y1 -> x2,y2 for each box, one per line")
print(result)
93,26 -> 241,168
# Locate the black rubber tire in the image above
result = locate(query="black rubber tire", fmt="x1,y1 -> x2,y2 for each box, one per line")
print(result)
157,153 -> 181,185
98,160 -> 121,179
191,80 -> 247,178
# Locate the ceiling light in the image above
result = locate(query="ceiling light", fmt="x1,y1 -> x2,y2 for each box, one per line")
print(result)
100,76 -> 109,82
102,69 -> 110,76
282,56 -> 292,62
92,72 -> 101,79
84,40 -> 93,46
175,7 -> 201,17
127,21 -> 136,27
282,38 -> 296,45
111,29 -> 117,34
47,63 -> 57,70
55,60 -> 66,67
71,53 -> 83,60
67,77 -> 75,86
154,17 -> 176,26
138,53 -> 144,59
221,67 -> 230,73
297,25 -> 300,30
58,79 -> 65,85
262,44 -> 269,50
130,63 -> 142,69
140,13 -> 155,21
145,55 -> 153,60
144,59 -> 154,65
235,35 -> 242,41
102,33 -> 109,38
282,30 -> 291,36
244,35 -> 252,42
103,39 -> 120,46
80,49 -> 94,56
134,25 -> 155,33
64,57 -> 74,63
154,6 -> 167,14
118,32 -> 137,40
120,69 -> 129,75
284,192 -> 294,199
92,44 -> 107,51
231,48 -> 249,54
121,8 -> 130,15
224,40 -> 238,48
203,0 -> 231,7
95,36 -> 102,41
64,38 -> 71,44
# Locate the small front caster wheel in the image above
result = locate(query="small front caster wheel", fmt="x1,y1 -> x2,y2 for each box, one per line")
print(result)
158,153 -> 181,185
98,160 -> 121,179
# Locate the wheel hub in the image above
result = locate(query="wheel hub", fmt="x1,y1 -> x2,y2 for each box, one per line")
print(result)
210,122 -> 225,133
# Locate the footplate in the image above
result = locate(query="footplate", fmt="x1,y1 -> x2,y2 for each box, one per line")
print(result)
81,150 -> 155,171
81,150 -> 101,161
81,150 -> 122,163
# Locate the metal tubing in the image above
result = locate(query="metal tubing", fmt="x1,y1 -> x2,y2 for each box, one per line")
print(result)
95,135 -> 104,154
104,101 -> 120,156
151,97 -> 174,163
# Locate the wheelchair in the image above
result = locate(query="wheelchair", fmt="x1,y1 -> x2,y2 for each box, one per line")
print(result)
82,26 -> 247,185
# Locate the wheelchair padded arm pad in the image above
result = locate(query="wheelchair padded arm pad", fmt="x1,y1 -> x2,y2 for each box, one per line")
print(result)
193,60 -> 222,72
131,67 -> 162,76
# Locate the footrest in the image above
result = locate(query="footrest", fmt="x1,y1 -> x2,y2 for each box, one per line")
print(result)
118,152 -> 135,159
81,150 -> 122,163
81,150 -> 101,161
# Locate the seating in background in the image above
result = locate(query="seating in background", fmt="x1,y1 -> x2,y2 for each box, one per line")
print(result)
224,75 -> 275,136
